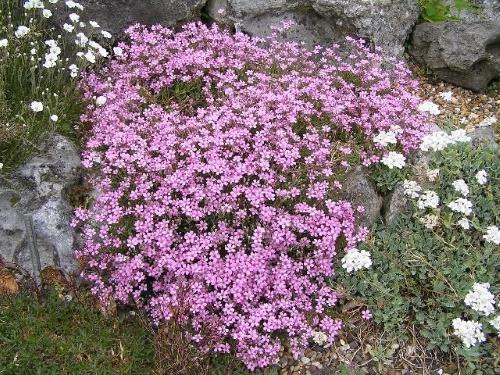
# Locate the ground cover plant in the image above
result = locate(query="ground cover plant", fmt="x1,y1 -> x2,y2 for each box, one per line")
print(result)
74,21 -> 430,370
0,286 -> 155,374
335,138 -> 499,374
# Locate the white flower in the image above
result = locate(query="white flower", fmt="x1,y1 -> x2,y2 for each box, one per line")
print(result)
311,331 -> 328,346
490,316 -> 500,333
113,46 -> 123,56
417,190 -> 439,209
69,13 -> 80,23
43,53 -> 58,68
403,180 -> 422,199
101,30 -> 112,39
75,32 -> 88,47
24,0 -> 44,9
84,50 -> 96,63
96,96 -> 107,106
30,48 -> 37,55
449,129 -> 471,143
89,21 -> 100,28
426,168 -> 439,182
0,39 -> 8,47
439,91 -> 453,101
341,248 -> 372,273
420,214 -> 439,230
63,23 -> 74,32
68,63 -> 79,78
373,130 -> 397,147
475,170 -> 488,185
484,226 -> 500,245
50,114 -> 58,122
418,101 -> 441,115
457,218 -> 470,230
464,283 -> 495,316
49,0 -> 59,3
452,318 -> 485,348
478,116 -> 497,128
89,40 -> 108,57
381,152 -> 406,169
420,131 -> 452,152
447,198 -> 473,216
15,26 -> 30,38
452,179 -> 469,197
30,101 -> 44,112
43,9 -> 52,18
0,163 -> 3,170
66,0 -> 84,10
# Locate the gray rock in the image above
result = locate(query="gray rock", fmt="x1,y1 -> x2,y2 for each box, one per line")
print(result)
0,136 -> 81,275
207,0 -> 420,56
384,183 -> 409,226
469,125 -> 497,145
338,166 -> 383,226
409,21 -> 500,91
52,0 -> 207,37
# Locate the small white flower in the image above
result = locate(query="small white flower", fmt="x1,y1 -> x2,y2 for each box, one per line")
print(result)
30,101 -> 44,112
49,0 -> 59,3
0,163 -> 3,170
419,214 -> 439,230
447,198 -> 473,216
457,218 -> 470,230
101,30 -> 112,39
15,26 -> 30,38
69,13 -> 80,23
0,39 -> 8,47
24,0 -> 44,9
475,170 -> 488,185
373,130 -> 397,147
484,226 -> 500,245
452,318 -> 485,348
311,331 -> 328,346
63,23 -> 75,32
449,129 -> 471,143
464,283 -> 495,316
426,168 -> 439,182
438,91 -> 453,102
68,63 -> 79,78
490,315 -> 500,333
113,46 -> 123,56
66,0 -> 84,10
43,9 -> 52,18
50,114 -> 58,122
478,116 -> 497,128
89,21 -> 100,28
403,180 -> 422,199
417,190 -> 439,209
96,96 -> 107,106
84,50 -> 96,63
341,248 -> 372,273
75,32 -> 88,47
452,179 -> 469,197
381,152 -> 406,169
420,131 -> 451,152
418,101 -> 441,115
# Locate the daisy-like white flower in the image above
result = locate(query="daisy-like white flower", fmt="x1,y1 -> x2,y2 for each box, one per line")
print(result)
68,64 -> 79,78
42,9 -> 53,18
69,13 -> 80,23
484,226 -> 500,245
113,47 -> 123,56
475,170 -> 488,185
464,283 -> 495,316
89,21 -> 100,28
452,318 -> 485,348
448,198 -> 473,216
452,179 -> 469,197
101,30 -> 112,39
381,152 -> 406,169
30,101 -> 44,112
0,39 -> 8,47
418,101 -> 440,115
50,114 -> 58,122
15,26 -> 30,38
24,0 -> 44,9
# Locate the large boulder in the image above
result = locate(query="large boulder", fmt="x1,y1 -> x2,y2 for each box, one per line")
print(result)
0,136 -> 81,276
207,0 -> 420,56
409,21 -> 500,91
52,0 -> 208,37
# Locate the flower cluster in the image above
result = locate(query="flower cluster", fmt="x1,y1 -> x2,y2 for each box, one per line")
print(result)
464,283 -> 496,316
452,318 -> 486,348
74,23 -> 429,369
419,129 -> 471,152
341,249 -> 372,273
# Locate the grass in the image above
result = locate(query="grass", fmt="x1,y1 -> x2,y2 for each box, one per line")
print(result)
0,287 -> 155,374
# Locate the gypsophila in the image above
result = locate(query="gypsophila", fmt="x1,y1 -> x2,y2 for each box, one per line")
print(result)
447,198 -> 473,216
452,318 -> 485,348
452,179 -> 469,196
341,249 -> 372,273
417,190 -> 439,209
464,283 -> 495,316
484,226 -> 500,245
475,170 -> 488,185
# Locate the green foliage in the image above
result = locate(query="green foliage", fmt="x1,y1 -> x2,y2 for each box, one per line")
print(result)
334,143 -> 500,373
371,163 -> 409,194
419,0 -> 477,22
0,288 -> 155,374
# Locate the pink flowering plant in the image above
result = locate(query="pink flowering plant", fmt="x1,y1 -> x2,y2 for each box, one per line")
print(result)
74,22 -> 429,369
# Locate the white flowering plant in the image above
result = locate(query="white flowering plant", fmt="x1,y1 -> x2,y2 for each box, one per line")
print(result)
0,0 -> 115,173
334,142 -> 499,372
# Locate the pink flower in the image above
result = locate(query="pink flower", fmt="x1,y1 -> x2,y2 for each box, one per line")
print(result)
362,309 -> 373,320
